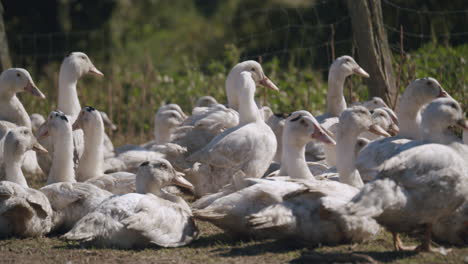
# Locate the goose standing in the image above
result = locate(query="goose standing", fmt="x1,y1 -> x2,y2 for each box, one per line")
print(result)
63,159 -> 199,248
0,127 -> 52,237
186,71 -> 277,197
37,111 -> 112,233
356,77 -> 449,181
340,100 -> 468,253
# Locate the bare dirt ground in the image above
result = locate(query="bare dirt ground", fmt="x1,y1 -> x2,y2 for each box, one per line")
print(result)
0,220 -> 467,264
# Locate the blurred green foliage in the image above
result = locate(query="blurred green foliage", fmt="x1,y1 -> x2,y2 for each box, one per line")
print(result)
4,0 -> 467,145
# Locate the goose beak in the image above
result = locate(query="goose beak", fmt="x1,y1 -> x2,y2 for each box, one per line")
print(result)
456,119 -> 468,130
438,89 -> 448,98
353,67 -> 370,78
89,66 -> 104,77
32,142 -> 48,153
259,77 -> 279,92
24,81 -> 46,99
389,123 -> 400,136
172,173 -> 194,191
369,124 -> 391,137
312,123 -> 336,145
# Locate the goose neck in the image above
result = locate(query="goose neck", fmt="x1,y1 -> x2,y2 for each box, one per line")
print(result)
48,130 -> 76,184
0,96 -> 31,128
397,95 -> 426,139
280,140 -> 314,180
154,125 -> 172,144
4,154 -> 28,188
336,126 -> 364,188
77,125 -> 104,181
58,70 -> 80,121
326,70 -> 347,117
238,89 -> 261,125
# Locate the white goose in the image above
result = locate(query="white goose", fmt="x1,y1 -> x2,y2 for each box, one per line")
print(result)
226,60 -> 278,111
172,61 -> 278,156
340,99 -> 468,253
63,159 -> 199,248
37,111 -> 112,233
194,108 -> 386,241
356,77 -> 449,181
309,56 -> 369,165
0,127 -> 53,238
0,68 -> 45,128
186,71 -> 277,197
73,106 -> 135,194
37,52 -> 105,176
0,68 -> 45,180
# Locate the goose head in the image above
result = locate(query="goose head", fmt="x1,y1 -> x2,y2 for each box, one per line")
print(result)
363,97 -> 389,110
72,106 -> 103,132
61,52 -> 103,79
231,60 -> 279,92
402,77 -> 447,105
371,108 -> 399,136
99,111 -> 117,131
285,110 -> 336,147
158,104 -> 188,120
4,127 -> 47,159
421,98 -> 467,137
195,96 -> 218,107
340,106 -> 391,137
136,160 -> 194,194
156,109 -> 185,128
37,111 -> 72,139
0,68 -> 45,98
330,56 -> 369,78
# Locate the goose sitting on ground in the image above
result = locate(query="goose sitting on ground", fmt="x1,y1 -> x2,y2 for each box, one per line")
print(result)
37,111 -> 112,233
62,159 -> 199,248
0,127 -> 52,238
172,61 -> 278,156
194,108 -> 385,242
71,106 -> 135,194
186,71 -> 277,197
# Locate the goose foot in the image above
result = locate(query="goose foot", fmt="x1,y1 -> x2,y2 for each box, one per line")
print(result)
392,232 -> 417,251
415,224 -> 451,255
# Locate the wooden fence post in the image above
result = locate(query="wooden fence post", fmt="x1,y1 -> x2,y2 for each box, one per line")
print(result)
346,0 -> 398,108
0,2 -> 11,71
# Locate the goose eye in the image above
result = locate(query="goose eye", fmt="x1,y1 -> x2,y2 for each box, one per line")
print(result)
251,67 -> 255,71
140,161 -> 150,167
380,113 -> 385,117
450,103 -> 458,109
299,119 -> 308,127
16,73 -> 21,77
426,81 -> 432,86
158,163 -> 168,169
80,56 -> 86,60
370,110 -> 374,114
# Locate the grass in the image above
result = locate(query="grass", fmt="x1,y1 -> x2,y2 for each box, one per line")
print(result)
1,221 -> 467,264
7,177 -> 468,264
